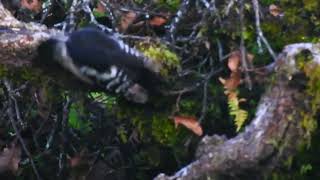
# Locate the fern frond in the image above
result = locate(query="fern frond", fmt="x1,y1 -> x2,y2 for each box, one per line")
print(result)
227,93 -> 248,131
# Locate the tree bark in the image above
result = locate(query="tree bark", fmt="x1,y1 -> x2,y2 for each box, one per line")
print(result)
0,2 -> 57,67
155,43 -> 320,179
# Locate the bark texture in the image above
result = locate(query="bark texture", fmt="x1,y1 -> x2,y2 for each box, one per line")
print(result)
155,44 -> 320,179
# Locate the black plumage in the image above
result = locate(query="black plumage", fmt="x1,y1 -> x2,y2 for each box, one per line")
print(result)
37,28 -> 162,103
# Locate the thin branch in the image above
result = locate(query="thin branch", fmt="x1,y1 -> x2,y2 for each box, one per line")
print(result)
251,0 -> 277,60
167,0 -> 191,42
224,0 -> 236,16
4,79 -> 42,180
239,0 -> 252,90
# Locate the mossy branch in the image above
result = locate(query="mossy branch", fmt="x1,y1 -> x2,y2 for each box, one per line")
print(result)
0,2 -> 58,67
155,43 -> 320,179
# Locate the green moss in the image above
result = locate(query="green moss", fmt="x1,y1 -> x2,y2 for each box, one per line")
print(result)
138,43 -> 180,77
68,102 -> 93,134
303,0 -> 319,11
117,126 -> 128,143
300,62 -> 320,147
156,0 -> 181,11
152,115 -> 178,145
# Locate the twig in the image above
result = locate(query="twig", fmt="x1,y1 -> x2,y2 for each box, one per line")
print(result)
198,57 -> 215,123
99,0 -> 117,30
45,115 -> 57,150
167,0 -> 191,42
58,97 -> 71,177
63,0 -> 78,32
251,0 -> 277,60
4,79 -> 42,180
216,39 -> 224,62
239,0 -> 252,90
224,0 -> 236,16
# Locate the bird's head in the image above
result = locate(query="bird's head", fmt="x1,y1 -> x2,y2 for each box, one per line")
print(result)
37,33 -> 69,65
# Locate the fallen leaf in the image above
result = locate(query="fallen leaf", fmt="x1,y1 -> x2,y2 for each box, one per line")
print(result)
149,16 -> 167,26
20,0 -> 42,13
0,144 -> 21,174
219,71 -> 242,91
119,11 -> 137,32
173,116 -> 203,136
269,4 -> 283,17
227,91 -> 237,100
228,51 -> 241,72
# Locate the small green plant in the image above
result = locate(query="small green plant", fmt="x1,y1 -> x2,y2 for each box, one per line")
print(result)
68,103 -> 92,134
228,92 -> 248,132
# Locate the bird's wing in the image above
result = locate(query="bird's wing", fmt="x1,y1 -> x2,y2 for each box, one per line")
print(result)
66,28 -> 146,71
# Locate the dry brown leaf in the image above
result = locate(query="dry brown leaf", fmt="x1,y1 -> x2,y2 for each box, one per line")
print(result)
227,91 -> 238,100
20,0 -> 42,13
173,116 -> 203,136
149,16 -> 167,26
228,51 -> 254,72
219,71 -> 241,91
0,144 -> 21,174
228,51 -> 241,72
269,4 -> 282,17
119,11 -> 137,32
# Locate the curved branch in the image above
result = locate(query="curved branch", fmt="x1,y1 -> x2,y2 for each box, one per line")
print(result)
154,43 -> 320,179
0,2 -> 58,67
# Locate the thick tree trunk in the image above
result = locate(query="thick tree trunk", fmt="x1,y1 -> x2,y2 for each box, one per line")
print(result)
155,44 -> 320,179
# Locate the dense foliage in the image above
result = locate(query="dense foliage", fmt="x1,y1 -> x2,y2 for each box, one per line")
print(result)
0,0 -> 320,179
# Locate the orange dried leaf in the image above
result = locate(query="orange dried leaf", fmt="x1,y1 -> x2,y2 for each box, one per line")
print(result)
174,116 -> 203,136
269,4 -> 282,17
227,91 -> 238,100
149,16 -> 167,26
228,51 -> 241,72
220,71 -> 241,91
21,0 -> 42,13
0,144 -> 21,174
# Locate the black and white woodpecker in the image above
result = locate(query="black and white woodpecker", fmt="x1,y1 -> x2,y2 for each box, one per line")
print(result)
37,28 -> 163,103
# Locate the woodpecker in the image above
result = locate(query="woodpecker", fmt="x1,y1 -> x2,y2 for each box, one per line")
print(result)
37,27 -> 162,103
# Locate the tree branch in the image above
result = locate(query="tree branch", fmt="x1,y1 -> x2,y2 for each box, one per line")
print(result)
0,2 -> 58,67
154,43 -> 320,179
